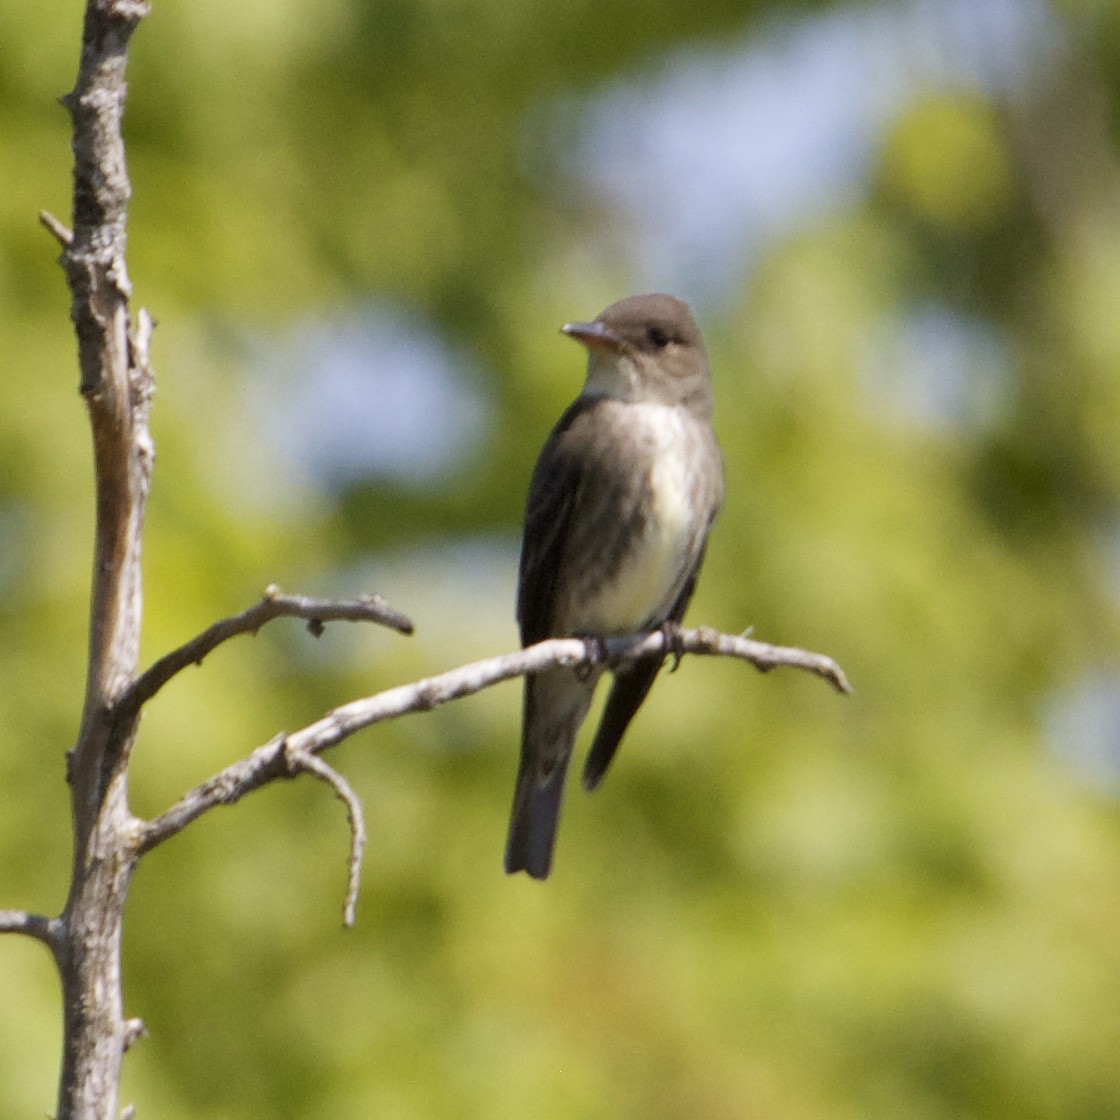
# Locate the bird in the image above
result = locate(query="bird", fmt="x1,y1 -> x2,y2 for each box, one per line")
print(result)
504,292 -> 723,879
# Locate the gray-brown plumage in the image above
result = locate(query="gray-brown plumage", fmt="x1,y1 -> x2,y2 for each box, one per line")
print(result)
505,293 -> 723,879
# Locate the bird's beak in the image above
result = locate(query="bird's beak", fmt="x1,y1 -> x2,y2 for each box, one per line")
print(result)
562,320 -> 624,353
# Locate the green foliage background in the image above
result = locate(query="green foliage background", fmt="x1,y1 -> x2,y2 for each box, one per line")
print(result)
3,0 -> 1120,1116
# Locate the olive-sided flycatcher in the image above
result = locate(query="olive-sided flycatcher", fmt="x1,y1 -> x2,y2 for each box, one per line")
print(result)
505,293 -> 724,879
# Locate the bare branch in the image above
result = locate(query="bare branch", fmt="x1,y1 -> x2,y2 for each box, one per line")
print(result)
288,751 -> 367,928
0,909 -> 62,953
138,626 -> 850,855
124,587 -> 414,710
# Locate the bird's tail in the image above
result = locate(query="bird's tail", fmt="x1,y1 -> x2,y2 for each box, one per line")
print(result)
504,668 -> 593,879
504,750 -> 571,879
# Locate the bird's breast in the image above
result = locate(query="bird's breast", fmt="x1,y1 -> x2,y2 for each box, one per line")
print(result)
573,402 -> 714,634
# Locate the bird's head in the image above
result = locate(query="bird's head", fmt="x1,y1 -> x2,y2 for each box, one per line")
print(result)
562,293 -> 711,414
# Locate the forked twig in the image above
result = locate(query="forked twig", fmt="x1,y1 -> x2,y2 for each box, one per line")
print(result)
124,587 -> 414,710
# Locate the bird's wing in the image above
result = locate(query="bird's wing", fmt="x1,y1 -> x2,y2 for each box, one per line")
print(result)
516,397 -> 601,647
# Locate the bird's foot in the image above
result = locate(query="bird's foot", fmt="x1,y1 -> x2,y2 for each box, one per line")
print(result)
661,620 -> 685,672
578,635 -> 609,680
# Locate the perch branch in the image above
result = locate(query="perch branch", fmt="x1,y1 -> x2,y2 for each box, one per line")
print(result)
139,625 -> 850,858
124,587 -> 414,711
288,751 -> 367,928
683,625 -> 851,693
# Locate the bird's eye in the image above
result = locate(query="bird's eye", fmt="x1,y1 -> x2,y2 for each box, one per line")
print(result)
646,325 -> 671,349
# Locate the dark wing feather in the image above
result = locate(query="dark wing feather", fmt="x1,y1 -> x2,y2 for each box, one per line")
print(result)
506,398 -> 603,878
516,398 -> 598,646
581,541 -> 709,791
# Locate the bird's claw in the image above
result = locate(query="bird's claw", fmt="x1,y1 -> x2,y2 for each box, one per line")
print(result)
578,635 -> 609,679
661,620 -> 685,672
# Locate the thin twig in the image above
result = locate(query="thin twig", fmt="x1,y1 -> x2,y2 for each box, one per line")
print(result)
0,909 -> 62,952
138,625 -> 850,856
122,1019 -> 147,1053
287,750 -> 367,928
685,625 -> 852,693
39,209 -> 74,247
124,587 -> 414,710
